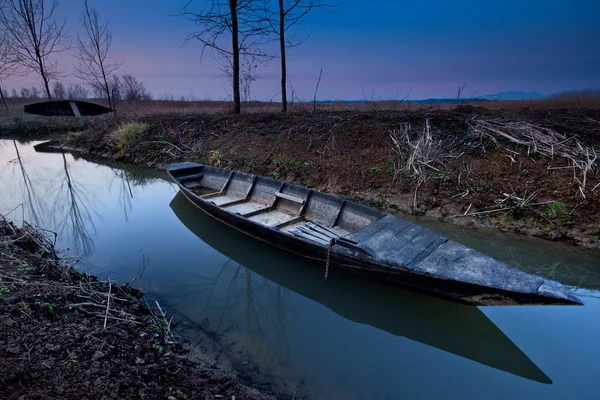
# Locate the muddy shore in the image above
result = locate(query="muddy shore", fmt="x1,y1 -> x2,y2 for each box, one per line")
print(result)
0,219 -> 273,400
58,108 -> 600,249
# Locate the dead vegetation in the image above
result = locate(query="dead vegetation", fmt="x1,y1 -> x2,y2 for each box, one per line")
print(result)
470,119 -> 598,197
389,119 -> 466,211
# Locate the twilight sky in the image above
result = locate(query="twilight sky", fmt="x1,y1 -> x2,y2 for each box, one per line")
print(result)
3,0 -> 600,100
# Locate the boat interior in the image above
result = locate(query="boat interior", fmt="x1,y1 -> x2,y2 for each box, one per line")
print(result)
170,164 -> 384,246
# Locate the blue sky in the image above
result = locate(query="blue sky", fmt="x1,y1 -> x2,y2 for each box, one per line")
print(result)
4,0 -> 600,100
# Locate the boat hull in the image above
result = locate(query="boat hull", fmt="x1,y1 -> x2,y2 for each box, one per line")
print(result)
24,100 -> 112,116
167,162 -> 582,306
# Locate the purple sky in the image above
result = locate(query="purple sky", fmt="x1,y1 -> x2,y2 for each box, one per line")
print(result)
3,0 -> 600,100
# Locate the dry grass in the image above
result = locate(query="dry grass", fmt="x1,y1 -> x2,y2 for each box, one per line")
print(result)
3,95 -> 600,118
112,96 -> 600,116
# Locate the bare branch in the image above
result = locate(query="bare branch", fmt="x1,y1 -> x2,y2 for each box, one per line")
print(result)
0,0 -> 69,99
74,0 -> 122,108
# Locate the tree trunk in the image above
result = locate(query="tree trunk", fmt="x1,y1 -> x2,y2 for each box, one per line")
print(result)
103,73 -> 112,109
230,0 -> 241,114
41,68 -> 52,100
278,0 -> 287,113
0,85 -> 8,110
105,82 -> 112,109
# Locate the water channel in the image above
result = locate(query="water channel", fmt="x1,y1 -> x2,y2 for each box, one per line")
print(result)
1,138 -> 599,399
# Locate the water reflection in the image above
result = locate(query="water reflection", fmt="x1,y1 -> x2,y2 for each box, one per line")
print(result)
0,140 -> 165,255
169,192 -> 552,384
10,140 -> 44,225
54,152 -> 99,254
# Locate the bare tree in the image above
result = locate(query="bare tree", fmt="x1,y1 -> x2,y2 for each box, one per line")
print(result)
75,0 -> 121,109
52,81 -> 65,99
0,28 -> 20,109
109,74 -> 122,100
67,83 -> 88,99
20,87 -> 31,98
265,0 -> 342,112
121,74 -> 148,100
181,0 -> 271,114
0,0 -> 69,100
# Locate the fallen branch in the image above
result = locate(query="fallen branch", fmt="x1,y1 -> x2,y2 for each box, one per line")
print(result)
103,278 -> 112,330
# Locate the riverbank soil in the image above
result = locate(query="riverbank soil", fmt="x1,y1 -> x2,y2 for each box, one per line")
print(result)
66,107 -> 600,249
0,219 -> 270,400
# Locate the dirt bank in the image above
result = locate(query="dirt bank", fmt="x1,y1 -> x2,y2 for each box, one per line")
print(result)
0,110 -> 104,138
64,108 -> 600,249
0,219 -> 272,400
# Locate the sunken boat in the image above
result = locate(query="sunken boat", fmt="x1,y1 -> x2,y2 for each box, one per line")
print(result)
166,162 -> 582,306
24,100 -> 112,117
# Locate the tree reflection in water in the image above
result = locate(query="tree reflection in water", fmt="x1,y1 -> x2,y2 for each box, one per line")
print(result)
188,259 -> 294,386
52,153 -> 100,255
10,140 -> 45,226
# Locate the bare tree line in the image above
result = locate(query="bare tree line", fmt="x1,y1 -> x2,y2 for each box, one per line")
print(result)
1,0 -> 343,113
0,0 -> 150,106
1,73 -> 149,101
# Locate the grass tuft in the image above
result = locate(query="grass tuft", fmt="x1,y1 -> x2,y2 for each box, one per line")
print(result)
114,122 -> 149,150
206,149 -> 222,167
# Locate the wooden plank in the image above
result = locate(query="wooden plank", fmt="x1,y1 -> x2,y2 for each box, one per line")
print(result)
332,200 -> 346,228
244,176 -> 258,200
312,221 -> 343,238
242,205 -> 272,217
299,190 -> 313,215
298,226 -> 332,242
221,171 -> 234,192
219,198 -> 247,208
275,191 -> 305,204
306,222 -> 338,239
273,216 -> 305,229
348,215 -> 408,243
289,229 -> 329,245
179,173 -> 204,181
271,182 -> 287,207
201,191 -> 224,199
249,210 -> 297,227
367,224 -> 445,267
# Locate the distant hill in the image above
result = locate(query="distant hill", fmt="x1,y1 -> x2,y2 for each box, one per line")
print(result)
317,91 -> 552,105
480,91 -> 548,101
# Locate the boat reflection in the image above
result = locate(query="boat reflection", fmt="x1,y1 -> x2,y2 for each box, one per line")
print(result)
170,191 -> 552,384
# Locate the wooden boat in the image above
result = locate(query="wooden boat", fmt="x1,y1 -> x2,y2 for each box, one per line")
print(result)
24,100 -> 112,117
166,162 -> 582,306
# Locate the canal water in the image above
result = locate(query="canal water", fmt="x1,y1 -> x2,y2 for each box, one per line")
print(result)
1,139 -> 599,399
